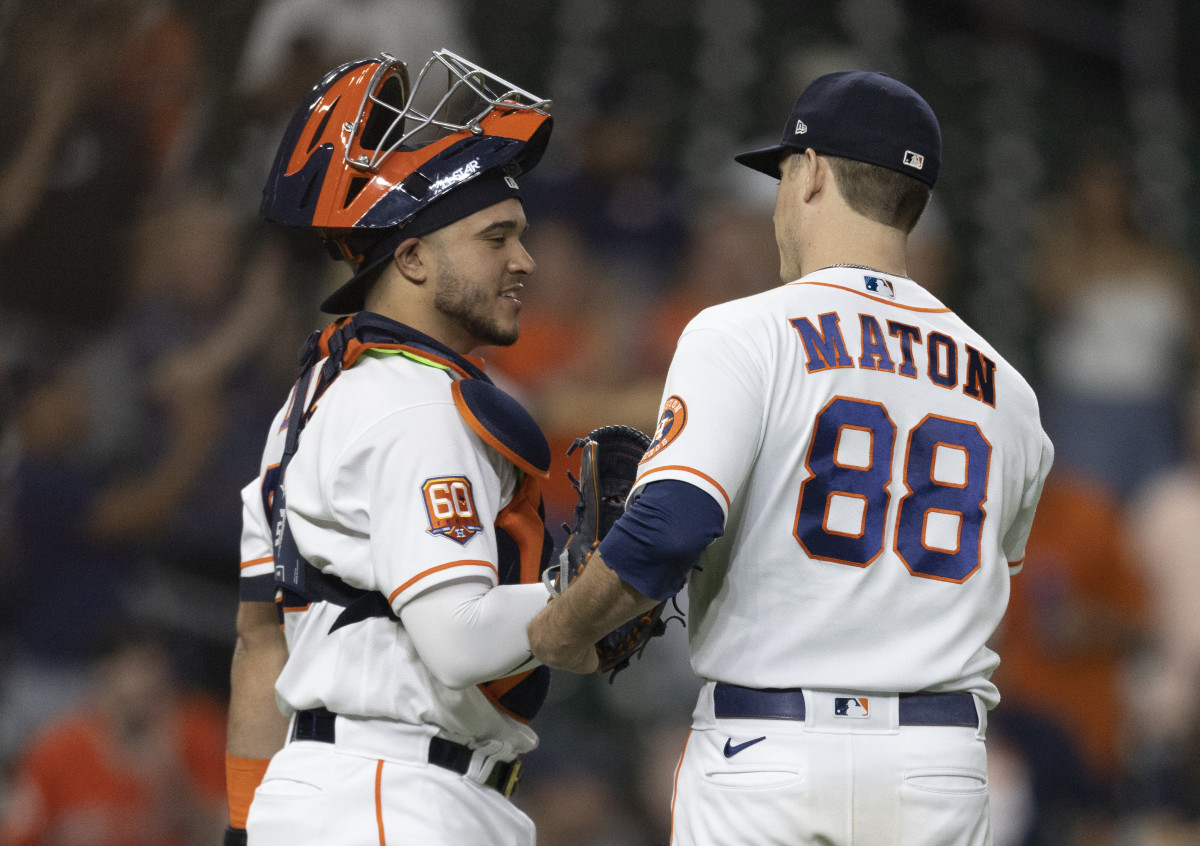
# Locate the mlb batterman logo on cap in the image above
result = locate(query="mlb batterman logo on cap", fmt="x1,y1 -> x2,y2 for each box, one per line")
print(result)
735,70 -> 942,188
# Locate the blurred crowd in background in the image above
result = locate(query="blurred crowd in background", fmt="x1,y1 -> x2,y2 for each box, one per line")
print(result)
0,0 -> 1198,844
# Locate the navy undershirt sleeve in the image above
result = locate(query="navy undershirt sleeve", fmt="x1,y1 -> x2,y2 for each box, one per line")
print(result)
598,479 -> 725,601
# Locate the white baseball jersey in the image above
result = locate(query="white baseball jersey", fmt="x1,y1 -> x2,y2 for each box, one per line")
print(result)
633,266 -> 1053,708
238,346 -> 543,757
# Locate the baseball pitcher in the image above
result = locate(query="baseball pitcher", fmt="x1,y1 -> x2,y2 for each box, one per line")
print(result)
530,71 -> 1054,846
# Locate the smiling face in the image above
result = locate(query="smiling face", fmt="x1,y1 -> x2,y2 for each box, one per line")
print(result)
420,198 -> 535,352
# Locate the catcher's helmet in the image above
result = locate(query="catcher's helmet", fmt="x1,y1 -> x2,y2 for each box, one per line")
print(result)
261,50 -> 552,312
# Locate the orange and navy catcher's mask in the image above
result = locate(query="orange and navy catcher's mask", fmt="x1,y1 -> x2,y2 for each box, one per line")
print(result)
260,50 -> 552,300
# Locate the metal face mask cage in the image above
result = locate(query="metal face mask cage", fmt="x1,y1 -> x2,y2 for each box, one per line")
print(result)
261,49 -> 553,234
344,49 -> 551,174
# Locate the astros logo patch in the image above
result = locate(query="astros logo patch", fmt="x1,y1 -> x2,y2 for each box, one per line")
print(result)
834,697 -> 869,718
422,476 -> 483,545
642,395 -> 688,462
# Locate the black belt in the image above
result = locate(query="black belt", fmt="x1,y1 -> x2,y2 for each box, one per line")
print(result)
713,684 -> 978,727
292,708 -> 522,798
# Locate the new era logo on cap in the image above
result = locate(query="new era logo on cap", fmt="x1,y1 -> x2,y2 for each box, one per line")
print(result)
903,150 -> 925,170
795,119 -> 808,135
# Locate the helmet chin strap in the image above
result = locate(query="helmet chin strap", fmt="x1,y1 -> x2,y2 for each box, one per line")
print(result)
325,234 -> 365,265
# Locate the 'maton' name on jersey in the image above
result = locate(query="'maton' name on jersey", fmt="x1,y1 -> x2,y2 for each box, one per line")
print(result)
790,311 -> 997,408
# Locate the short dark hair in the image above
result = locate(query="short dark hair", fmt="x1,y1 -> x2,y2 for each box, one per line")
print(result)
825,155 -> 931,233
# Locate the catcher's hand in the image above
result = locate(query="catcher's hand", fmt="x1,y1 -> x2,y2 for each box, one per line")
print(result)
543,425 -> 671,678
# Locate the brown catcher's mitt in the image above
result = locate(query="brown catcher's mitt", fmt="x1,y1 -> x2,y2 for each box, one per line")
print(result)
543,425 -> 673,679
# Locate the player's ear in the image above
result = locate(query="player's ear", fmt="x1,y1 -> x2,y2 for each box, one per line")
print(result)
803,149 -> 826,202
392,236 -> 428,284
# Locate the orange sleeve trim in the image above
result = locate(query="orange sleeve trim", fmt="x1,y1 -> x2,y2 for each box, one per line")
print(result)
226,754 -> 271,828
790,280 -> 953,313
239,555 -> 274,570
387,560 -> 498,604
450,381 -> 550,479
635,465 -> 731,510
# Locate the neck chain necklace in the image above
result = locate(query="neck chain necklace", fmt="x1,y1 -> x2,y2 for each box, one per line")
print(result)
825,263 -> 887,273
819,263 -> 911,279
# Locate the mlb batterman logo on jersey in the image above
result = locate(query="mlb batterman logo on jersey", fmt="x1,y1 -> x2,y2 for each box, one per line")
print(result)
835,697 -> 870,718
423,476 -> 483,544
863,275 -> 895,298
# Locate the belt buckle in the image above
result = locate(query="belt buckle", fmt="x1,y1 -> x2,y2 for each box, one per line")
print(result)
500,759 -> 522,799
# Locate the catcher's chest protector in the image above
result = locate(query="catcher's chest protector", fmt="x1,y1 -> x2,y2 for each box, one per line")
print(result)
269,312 -> 555,722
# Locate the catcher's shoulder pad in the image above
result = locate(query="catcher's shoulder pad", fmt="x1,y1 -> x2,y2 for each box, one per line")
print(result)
451,378 -> 551,478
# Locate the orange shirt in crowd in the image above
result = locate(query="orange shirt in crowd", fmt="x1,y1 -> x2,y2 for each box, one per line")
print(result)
993,469 -> 1146,780
1,697 -> 226,846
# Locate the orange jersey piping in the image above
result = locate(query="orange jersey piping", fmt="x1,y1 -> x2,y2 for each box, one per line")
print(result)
789,280 -> 952,313
387,560 -> 498,605
374,760 -> 386,845
669,730 -> 692,845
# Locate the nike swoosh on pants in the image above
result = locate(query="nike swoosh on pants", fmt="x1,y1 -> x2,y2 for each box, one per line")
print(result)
723,736 -> 767,757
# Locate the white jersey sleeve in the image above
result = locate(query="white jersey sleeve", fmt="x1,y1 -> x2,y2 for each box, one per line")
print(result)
1001,430 -> 1055,573
632,324 -> 767,520
313,400 -> 504,610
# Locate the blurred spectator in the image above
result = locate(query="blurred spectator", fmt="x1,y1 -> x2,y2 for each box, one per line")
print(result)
1032,149 -> 1200,499
226,0 -> 474,215
0,623 -> 227,846
0,0 -> 151,335
80,188 -> 297,576
990,467 -> 1146,837
236,0 -> 472,93
0,188 -> 298,758
906,196 -> 964,311
525,91 -> 691,298
638,196 -> 778,378
108,0 -> 207,180
1125,382 -> 1200,817
0,347 -> 220,760
987,735 -> 1037,846
516,762 -> 652,846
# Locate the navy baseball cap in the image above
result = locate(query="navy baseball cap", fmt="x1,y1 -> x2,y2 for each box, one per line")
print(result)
735,70 -> 941,187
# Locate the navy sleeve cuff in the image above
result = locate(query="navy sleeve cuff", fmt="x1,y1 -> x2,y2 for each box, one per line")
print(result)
598,479 -> 724,601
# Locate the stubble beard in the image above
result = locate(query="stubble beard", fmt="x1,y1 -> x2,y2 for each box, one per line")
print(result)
433,261 -> 519,348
